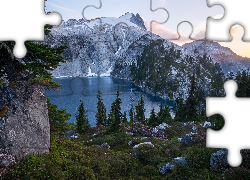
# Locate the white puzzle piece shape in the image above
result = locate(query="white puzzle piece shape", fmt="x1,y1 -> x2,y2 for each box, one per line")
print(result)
0,0 -> 62,58
206,80 -> 250,167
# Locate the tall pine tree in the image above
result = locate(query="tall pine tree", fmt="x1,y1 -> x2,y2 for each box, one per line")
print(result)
185,73 -> 198,122
135,95 -> 146,124
96,90 -> 107,126
147,107 -> 158,127
76,100 -> 90,134
108,86 -> 122,131
160,104 -> 172,124
174,97 -> 187,122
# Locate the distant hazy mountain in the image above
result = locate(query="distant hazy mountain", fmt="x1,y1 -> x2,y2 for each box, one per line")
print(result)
182,39 -> 250,75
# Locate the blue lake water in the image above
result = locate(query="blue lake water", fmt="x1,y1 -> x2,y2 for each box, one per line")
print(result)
44,77 -> 175,127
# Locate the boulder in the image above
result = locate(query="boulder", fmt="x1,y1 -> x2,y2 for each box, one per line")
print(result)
128,141 -> 132,146
203,121 -> 211,129
178,132 -> 198,145
101,143 -> 110,149
159,157 -> 188,174
0,80 -> 50,162
210,148 -> 230,171
132,142 -> 154,159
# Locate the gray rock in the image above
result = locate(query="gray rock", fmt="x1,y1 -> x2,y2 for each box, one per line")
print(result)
203,121 -> 211,129
0,159 -> 10,168
141,137 -> 147,140
0,80 -> 50,162
101,143 -> 110,149
159,157 -> 188,175
128,141 -> 132,146
179,132 -> 198,146
210,148 -> 229,171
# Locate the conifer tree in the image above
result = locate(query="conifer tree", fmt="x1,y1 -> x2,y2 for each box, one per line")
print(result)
122,111 -> 128,124
76,100 -> 90,134
161,104 -> 172,123
174,97 -> 187,122
185,73 -> 198,122
147,107 -> 158,127
157,102 -> 164,123
135,95 -> 146,124
96,90 -> 107,126
47,98 -> 71,137
108,86 -> 122,131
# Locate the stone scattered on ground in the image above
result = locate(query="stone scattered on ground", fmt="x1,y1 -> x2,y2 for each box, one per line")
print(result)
128,141 -> 133,146
159,157 -> 188,174
101,143 -> 110,149
124,125 -> 167,139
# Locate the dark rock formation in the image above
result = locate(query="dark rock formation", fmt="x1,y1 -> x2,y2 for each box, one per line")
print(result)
210,148 -> 230,171
130,13 -> 147,30
0,79 -> 50,162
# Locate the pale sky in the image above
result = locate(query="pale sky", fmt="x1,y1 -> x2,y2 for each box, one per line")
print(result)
45,0 -> 250,58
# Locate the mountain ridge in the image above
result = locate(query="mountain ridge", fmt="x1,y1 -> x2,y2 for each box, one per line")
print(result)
42,13 -> 248,100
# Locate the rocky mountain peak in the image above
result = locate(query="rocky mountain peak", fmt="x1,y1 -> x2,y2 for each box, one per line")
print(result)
129,13 -> 147,30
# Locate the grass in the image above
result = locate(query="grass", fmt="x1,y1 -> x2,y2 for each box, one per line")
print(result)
1,120 -> 250,179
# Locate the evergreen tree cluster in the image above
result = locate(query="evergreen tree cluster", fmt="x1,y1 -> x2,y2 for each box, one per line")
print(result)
147,102 -> 172,127
234,70 -> 250,97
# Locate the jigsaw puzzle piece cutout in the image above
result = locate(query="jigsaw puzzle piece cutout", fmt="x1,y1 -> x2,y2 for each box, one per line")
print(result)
206,80 -> 250,167
219,25 -> 250,59
152,0 -> 223,40
83,0 -> 168,43
206,0 -> 250,41
170,21 -> 196,45
0,0 -> 62,58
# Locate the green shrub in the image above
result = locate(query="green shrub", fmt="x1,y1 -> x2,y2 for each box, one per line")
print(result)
182,147 -> 222,170
222,167 -> 250,179
166,164 -> 219,179
135,144 -> 169,167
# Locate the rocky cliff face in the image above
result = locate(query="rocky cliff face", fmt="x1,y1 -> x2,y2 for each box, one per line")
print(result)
0,79 -> 50,162
43,12 -> 148,78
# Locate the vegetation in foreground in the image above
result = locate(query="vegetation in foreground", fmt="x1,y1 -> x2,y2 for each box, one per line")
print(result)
2,116 -> 250,179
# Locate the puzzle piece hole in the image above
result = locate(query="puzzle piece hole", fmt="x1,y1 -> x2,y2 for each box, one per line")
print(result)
207,114 -> 225,131
224,80 -> 238,98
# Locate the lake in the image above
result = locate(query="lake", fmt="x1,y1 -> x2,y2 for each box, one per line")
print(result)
44,76 -> 175,127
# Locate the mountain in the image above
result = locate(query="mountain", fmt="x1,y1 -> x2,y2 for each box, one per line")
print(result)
42,13 -> 245,100
182,39 -> 250,75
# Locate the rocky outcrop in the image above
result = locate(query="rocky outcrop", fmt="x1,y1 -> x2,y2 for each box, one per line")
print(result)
0,80 -> 50,162
124,125 -> 167,139
210,148 -> 230,171
129,13 -> 147,30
